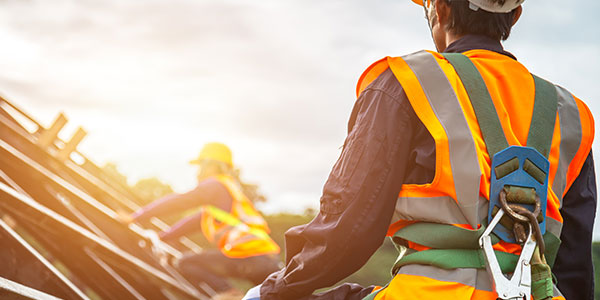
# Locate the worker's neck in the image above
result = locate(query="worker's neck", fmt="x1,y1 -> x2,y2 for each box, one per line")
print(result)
439,32 -> 464,52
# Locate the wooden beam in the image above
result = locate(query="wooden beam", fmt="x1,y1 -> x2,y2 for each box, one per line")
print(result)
37,114 -> 67,149
57,127 -> 87,162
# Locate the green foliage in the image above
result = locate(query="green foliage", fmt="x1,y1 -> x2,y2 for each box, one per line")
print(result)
133,177 -> 174,206
101,162 -> 128,186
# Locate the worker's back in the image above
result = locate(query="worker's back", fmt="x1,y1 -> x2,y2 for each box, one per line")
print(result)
357,48 -> 594,300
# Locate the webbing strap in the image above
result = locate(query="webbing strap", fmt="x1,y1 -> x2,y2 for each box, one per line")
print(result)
443,53 -> 509,158
528,75 -> 559,158
392,222 -> 499,249
443,53 -> 559,159
392,248 -> 519,275
391,222 -> 561,270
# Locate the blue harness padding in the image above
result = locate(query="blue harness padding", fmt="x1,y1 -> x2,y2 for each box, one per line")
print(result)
488,146 -> 550,243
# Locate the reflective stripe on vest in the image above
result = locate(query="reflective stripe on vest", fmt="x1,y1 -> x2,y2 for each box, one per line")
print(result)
391,51 -> 482,228
391,196 -> 488,226
553,86 -> 582,208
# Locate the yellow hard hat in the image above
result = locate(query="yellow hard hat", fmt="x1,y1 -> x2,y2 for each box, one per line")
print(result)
410,0 -> 523,13
190,142 -> 233,167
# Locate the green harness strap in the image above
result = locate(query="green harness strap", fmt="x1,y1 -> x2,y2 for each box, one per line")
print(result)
528,75 -> 559,158
443,53 -> 508,159
391,223 -> 561,271
391,221 -> 499,249
442,53 -> 558,159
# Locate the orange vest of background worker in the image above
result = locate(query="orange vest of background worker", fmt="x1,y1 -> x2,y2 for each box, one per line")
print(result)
131,142 -> 280,293
245,1 -> 596,300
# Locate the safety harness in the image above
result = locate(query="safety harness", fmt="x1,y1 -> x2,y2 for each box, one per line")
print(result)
370,53 -> 559,300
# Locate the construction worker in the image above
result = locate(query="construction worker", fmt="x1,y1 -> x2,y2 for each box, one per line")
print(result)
129,142 -> 281,293
244,1 -> 595,299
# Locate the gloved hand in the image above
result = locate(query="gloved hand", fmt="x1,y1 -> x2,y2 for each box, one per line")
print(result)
242,284 -> 261,300
140,229 -> 170,265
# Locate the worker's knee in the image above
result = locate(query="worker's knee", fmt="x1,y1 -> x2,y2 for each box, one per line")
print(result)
239,255 -> 281,284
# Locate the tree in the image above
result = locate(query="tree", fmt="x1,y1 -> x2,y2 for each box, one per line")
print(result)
133,178 -> 174,206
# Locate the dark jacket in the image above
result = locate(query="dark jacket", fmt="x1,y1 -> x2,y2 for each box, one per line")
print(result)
259,35 -> 597,300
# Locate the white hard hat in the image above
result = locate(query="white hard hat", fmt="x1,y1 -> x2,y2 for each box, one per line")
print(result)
467,0 -> 524,13
411,0 -> 523,13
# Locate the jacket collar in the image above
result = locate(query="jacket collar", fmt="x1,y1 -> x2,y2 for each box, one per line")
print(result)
443,34 -> 517,60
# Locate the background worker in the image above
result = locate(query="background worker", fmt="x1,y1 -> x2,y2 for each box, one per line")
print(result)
245,0 -> 596,299
130,142 -> 281,293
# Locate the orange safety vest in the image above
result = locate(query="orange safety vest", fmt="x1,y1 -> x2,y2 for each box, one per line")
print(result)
200,175 -> 280,258
357,50 -> 594,300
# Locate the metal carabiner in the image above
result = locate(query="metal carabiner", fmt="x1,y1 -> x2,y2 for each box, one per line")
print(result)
479,210 -> 537,300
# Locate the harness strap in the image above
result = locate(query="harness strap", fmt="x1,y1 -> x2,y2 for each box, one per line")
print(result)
392,248 -> 519,275
391,222 -> 561,269
392,222 -> 498,249
442,53 -> 559,159
443,53 -> 509,158
528,75 -> 559,158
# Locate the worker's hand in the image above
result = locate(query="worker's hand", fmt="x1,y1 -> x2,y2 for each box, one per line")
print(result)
115,209 -> 135,224
241,284 -> 261,300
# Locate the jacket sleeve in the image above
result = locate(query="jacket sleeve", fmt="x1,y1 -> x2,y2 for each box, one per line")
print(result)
260,70 -> 418,300
553,152 -> 597,300
159,210 -> 204,241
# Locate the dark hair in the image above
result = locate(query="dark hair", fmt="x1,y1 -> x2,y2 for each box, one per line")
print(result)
441,0 -> 518,41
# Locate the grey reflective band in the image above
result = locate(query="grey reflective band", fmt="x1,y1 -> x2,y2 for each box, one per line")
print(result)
396,264 -> 493,292
392,196 -> 488,226
553,284 -> 564,298
546,216 -> 563,237
552,86 -> 583,208
402,51 -> 482,228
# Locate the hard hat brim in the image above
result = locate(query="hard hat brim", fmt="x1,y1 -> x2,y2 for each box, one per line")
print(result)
189,158 -> 233,167
189,159 -> 203,165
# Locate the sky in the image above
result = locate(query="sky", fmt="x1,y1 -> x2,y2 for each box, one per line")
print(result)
0,0 -> 599,237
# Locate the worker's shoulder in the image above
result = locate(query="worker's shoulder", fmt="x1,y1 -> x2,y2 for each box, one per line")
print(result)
358,50 -> 435,100
195,176 -> 228,195
361,67 -> 406,101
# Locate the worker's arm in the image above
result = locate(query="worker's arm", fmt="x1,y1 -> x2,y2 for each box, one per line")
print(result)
158,210 -> 204,241
553,152 -> 597,300
260,69 -> 417,300
131,177 -> 231,222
